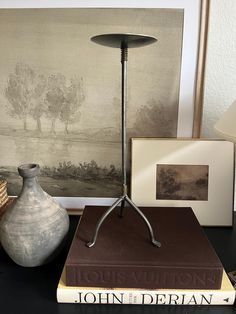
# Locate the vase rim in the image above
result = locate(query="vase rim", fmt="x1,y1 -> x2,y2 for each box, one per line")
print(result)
18,163 -> 40,178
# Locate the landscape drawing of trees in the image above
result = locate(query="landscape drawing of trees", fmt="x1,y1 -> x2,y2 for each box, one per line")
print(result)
0,8 -> 183,197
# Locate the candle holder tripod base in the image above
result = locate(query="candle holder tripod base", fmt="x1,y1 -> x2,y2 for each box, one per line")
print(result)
86,194 -> 161,248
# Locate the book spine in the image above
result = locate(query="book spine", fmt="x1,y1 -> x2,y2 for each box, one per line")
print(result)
57,288 -> 235,305
66,266 -> 223,290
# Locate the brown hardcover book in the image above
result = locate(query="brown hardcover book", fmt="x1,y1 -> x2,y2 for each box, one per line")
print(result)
65,206 -> 223,290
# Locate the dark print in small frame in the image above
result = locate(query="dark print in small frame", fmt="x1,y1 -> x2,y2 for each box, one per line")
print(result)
156,164 -> 209,201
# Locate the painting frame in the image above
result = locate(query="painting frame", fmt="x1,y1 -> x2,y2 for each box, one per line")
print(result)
0,0 -> 209,213
131,138 -> 234,226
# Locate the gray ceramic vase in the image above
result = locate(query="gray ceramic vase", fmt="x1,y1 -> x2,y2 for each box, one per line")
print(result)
0,163 -> 69,267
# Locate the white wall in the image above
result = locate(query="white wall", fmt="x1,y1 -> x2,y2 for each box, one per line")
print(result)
201,0 -> 236,138
201,0 -> 236,210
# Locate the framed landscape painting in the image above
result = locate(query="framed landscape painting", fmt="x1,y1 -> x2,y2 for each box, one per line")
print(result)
0,0 -> 209,211
131,138 -> 234,226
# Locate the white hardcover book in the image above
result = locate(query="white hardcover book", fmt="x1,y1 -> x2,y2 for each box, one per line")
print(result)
57,269 -> 235,305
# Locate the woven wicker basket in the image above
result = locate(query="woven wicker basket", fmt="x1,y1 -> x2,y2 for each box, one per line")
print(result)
0,180 -> 8,208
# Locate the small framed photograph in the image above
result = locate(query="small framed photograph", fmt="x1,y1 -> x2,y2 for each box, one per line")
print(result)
131,138 -> 234,226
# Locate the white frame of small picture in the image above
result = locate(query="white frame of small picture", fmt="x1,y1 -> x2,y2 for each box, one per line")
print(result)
131,138 -> 234,226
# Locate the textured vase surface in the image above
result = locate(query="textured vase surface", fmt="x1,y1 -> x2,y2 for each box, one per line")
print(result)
0,164 -> 69,267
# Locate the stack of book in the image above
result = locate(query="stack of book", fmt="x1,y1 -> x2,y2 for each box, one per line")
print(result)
57,206 -> 235,305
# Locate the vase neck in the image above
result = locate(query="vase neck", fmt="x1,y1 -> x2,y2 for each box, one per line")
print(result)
20,176 -> 45,198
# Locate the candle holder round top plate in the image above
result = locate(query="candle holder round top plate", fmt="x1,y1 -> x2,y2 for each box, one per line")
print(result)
91,33 -> 157,49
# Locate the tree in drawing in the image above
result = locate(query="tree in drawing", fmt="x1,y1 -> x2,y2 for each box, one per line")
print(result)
5,63 -> 36,131
45,74 -> 85,134
30,74 -> 47,132
133,98 -> 176,137
60,77 -> 85,134
158,167 -> 181,195
45,73 -> 66,134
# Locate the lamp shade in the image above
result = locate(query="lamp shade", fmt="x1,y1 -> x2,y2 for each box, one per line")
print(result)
214,100 -> 236,143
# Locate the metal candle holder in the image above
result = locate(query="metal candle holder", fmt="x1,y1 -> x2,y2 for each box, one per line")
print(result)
87,33 -> 161,248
